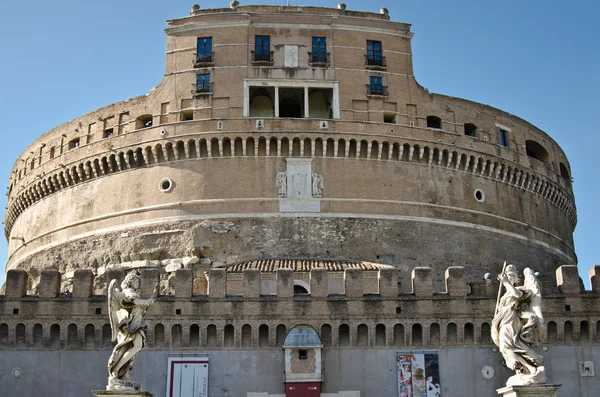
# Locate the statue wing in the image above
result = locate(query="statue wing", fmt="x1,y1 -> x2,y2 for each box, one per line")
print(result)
108,279 -> 120,342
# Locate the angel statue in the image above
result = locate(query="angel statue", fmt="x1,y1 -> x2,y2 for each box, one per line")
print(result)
492,264 -> 546,386
106,273 -> 157,391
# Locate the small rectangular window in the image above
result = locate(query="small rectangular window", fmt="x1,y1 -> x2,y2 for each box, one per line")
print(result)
103,128 -> 114,139
368,76 -> 385,95
298,349 -> 307,359
196,73 -> 211,93
49,147 -> 55,159
311,37 -> 327,63
367,40 -> 383,66
196,37 -> 213,63
499,129 -> 508,147
254,35 -> 271,62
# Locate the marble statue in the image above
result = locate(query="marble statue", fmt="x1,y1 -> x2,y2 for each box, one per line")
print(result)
311,173 -> 324,198
106,273 -> 156,391
492,264 -> 546,386
276,171 -> 287,198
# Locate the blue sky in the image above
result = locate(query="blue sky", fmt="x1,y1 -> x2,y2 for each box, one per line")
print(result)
0,0 -> 598,287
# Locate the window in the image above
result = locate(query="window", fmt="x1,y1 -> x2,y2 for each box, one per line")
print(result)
196,37 -> 213,64
464,123 -> 477,137
254,35 -> 271,62
499,129 -> 508,147
427,116 -> 442,129
103,128 -> 114,138
68,138 -> 80,150
368,76 -> 385,95
298,349 -> 308,359
311,37 -> 327,64
366,40 -> 384,67
196,73 -> 211,93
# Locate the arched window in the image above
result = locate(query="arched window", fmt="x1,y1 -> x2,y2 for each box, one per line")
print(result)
84,324 -> 95,348
447,323 -> 457,344
16,323 -> 26,347
339,324 -> 350,347
375,324 -> 386,346
320,324 -> 331,347
525,140 -> 549,164
294,284 -> 309,295
464,323 -> 474,344
249,87 -> 275,117
102,324 -> 112,346
357,324 -> 369,347
411,324 -> 423,346
224,324 -> 235,347
393,324 -> 404,346
207,324 -> 217,347
33,323 -> 43,347
430,323 -> 440,345
190,324 -> 200,347
67,324 -> 78,348
154,324 -> 165,346
241,324 -> 252,347
559,163 -> 570,182
564,321 -> 574,342
481,323 -> 492,345
135,114 -> 153,129
547,321 -> 557,342
50,324 -> 61,348
259,324 -> 269,347
172,324 -> 183,347
276,324 -> 288,347
580,321 -> 590,342
0,323 -> 8,345
427,116 -> 442,129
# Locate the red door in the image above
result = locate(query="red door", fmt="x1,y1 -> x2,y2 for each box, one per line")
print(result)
285,382 -> 321,397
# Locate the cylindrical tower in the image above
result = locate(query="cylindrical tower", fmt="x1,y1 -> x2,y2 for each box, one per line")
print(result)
4,5 -> 576,290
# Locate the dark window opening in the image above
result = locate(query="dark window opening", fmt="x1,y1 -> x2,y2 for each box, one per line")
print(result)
249,86 -> 275,117
279,87 -> 304,118
366,40 -> 384,67
254,35 -> 272,62
427,116 -> 442,129
68,138 -> 80,150
13,308 -> 19,315
299,349 -> 308,359
499,129 -> 508,147
175,309 -> 181,315
368,76 -> 386,96
464,123 -> 477,137
181,109 -> 194,121
49,147 -> 55,159
559,163 -> 570,182
196,37 -> 213,64
525,140 -> 549,164
136,115 -> 153,129
384,112 -> 397,124
311,37 -> 328,64
103,128 -> 114,139
396,307 -> 401,314
565,304 -> 571,312
294,285 -> 309,295
95,308 -> 101,315
195,73 -> 211,94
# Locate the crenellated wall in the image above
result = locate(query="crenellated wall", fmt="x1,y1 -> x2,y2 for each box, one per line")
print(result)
1,265 -> 598,351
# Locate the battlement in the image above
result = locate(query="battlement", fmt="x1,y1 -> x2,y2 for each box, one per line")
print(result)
1,265 -> 598,352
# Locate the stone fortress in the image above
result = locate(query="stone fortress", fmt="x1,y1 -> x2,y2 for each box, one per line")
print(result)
0,3 -> 595,397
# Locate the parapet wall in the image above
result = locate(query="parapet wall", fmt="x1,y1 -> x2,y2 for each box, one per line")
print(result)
1,265 -> 598,351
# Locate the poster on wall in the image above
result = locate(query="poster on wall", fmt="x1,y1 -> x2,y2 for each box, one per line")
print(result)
166,355 -> 209,397
396,353 -> 441,397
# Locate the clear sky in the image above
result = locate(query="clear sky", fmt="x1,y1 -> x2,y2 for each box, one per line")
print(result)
0,0 -> 598,287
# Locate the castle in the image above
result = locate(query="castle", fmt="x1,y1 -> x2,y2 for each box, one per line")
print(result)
0,3 -> 595,397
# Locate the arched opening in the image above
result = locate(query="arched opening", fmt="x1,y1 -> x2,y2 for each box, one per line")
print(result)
447,323 -> 457,344
294,281 -> 309,295
339,324 -> 350,347
481,322 -> 492,345
67,324 -> 79,348
427,116 -> 442,129
102,324 -> 112,347
308,89 -> 332,119
190,324 -> 200,347
411,324 -> 422,346
241,324 -> 252,347
393,324 -> 404,346
564,321 -> 573,342
430,323 -> 440,345
249,87 -> 274,117
464,322 -> 474,344
276,324 -> 287,346
224,324 -> 235,347
154,324 -> 165,347
320,324 -> 331,347
357,324 -> 369,347
135,114 -> 153,129
525,140 -> 549,164
0,323 -> 8,345
207,324 -> 217,347
547,321 -> 558,342
375,324 -> 386,346
172,324 -> 183,347
560,163 -> 570,182
85,324 -> 95,348
50,324 -> 61,348
580,321 -> 590,342
259,324 -> 269,347
33,323 -> 43,347
16,323 -> 26,347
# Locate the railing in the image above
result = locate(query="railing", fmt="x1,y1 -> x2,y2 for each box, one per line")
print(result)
192,82 -> 213,95
365,55 -> 387,69
366,84 -> 388,96
251,51 -> 274,64
308,52 -> 330,66
194,52 -> 214,67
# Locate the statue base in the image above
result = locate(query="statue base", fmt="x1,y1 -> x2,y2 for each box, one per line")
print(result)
497,384 -> 561,397
93,391 -> 153,397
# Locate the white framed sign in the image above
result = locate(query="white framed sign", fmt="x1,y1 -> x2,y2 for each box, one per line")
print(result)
166,355 -> 209,397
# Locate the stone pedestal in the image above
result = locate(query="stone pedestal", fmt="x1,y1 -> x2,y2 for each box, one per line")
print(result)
93,391 -> 153,397
497,384 -> 561,397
